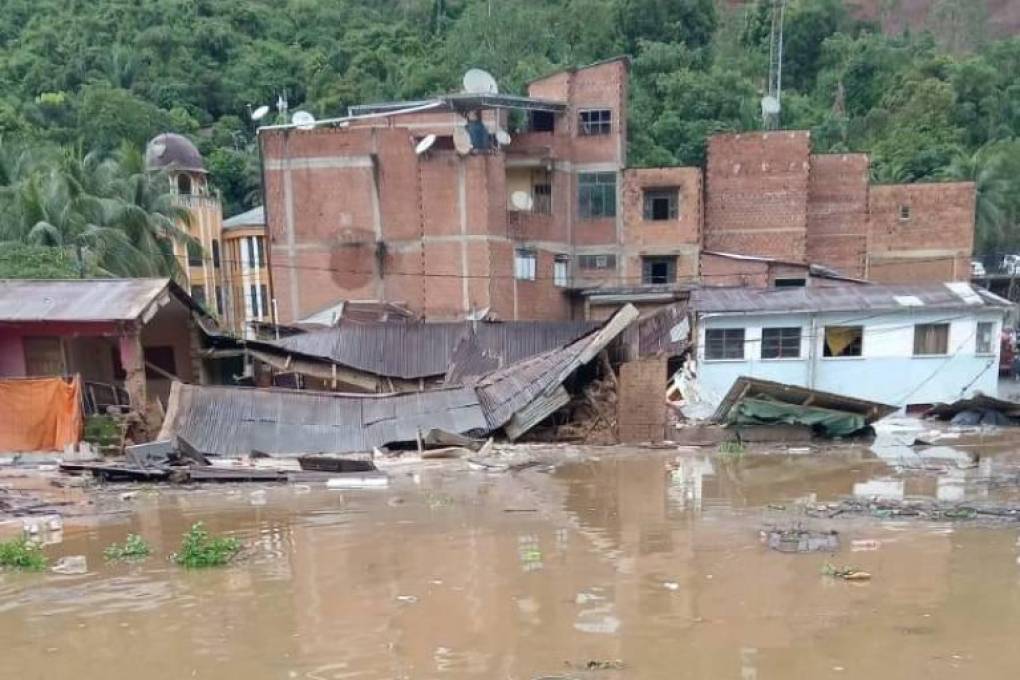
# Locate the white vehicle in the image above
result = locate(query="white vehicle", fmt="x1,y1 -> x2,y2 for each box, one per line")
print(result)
971,260 -> 987,277
1002,254 -> 1020,275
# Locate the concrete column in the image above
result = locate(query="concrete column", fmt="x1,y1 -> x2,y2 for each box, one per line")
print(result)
118,331 -> 146,411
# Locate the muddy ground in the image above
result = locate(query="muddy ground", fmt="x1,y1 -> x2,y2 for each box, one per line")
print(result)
3,417 -> 1020,678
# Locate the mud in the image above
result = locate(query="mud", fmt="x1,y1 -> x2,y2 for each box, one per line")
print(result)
3,421 -> 1020,678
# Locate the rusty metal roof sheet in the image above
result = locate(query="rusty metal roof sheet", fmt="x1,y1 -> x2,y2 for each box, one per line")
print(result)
159,383 -> 487,456
267,320 -> 598,380
690,283 -> 1012,315
0,278 -> 180,322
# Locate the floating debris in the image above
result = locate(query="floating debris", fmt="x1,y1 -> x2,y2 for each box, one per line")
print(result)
764,527 -> 839,553
822,563 -> 871,581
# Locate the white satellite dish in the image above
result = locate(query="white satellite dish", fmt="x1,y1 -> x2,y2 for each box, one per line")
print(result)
463,68 -> 499,95
511,191 -> 533,211
251,105 -> 270,121
452,127 -> 472,155
415,134 -> 437,155
761,95 -> 781,116
292,110 -> 316,130
495,129 -> 511,145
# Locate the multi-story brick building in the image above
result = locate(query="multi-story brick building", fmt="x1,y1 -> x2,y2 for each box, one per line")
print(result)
259,58 -> 975,323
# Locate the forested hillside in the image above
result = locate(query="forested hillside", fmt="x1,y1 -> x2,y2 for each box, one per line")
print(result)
3,0 -> 1020,257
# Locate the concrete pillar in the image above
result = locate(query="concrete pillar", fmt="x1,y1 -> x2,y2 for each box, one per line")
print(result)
118,331 -> 146,411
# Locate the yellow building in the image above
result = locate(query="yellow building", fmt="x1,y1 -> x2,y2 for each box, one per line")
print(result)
144,133 -> 272,337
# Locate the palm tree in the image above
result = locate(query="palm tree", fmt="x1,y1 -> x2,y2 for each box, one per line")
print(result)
939,141 -> 1017,254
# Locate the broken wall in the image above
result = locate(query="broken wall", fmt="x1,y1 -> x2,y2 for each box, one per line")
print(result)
806,153 -> 870,278
617,356 -> 667,443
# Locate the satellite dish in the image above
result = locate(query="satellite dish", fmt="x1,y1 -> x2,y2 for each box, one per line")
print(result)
495,129 -> 511,145
453,127 -> 472,155
511,191 -> 533,211
415,134 -> 437,155
761,95 -> 781,116
292,110 -> 316,130
463,68 -> 499,95
251,105 -> 270,121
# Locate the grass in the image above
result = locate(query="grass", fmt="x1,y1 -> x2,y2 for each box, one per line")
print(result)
717,440 -> 746,458
104,534 -> 152,562
84,415 -> 120,446
171,523 -> 242,568
0,537 -> 48,571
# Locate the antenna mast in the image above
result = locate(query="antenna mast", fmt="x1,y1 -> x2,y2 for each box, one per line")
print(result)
762,0 -> 788,130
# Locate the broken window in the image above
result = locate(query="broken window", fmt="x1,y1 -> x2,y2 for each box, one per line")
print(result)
553,255 -> 569,287
899,204 -> 911,221
529,110 -> 555,132
774,278 -> 806,288
642,188 -> 679,221
533,183 -> 552,214
514,249 -> 536,281
641,256 -> 676,284
824,326 -> 863,357
578,172 -> 616,218
705,328 -> 745,360
914,323 -> 949,356
976,321 -> 995,354
579,109 -> 612,135
761,327 -> 802,359
578,254 -> 616,270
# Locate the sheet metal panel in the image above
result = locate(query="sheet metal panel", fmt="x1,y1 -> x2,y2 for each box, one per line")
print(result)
0,278 -> 172,322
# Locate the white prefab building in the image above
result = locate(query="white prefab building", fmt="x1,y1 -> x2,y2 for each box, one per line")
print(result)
689,283 -> 1012,409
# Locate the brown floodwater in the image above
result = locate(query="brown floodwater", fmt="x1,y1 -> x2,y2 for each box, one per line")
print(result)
3,444 -> 1020,679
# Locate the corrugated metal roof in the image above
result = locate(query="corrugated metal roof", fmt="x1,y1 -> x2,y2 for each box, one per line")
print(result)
222,205 -> 264,231
267,320 -> 598,380
690,283 -> 1012,315
0,278 -> 175,322
159,383 -> 487,456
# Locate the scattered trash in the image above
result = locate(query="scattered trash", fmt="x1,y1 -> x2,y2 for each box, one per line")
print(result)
326,473 -> 389,489
765,527 -> 839,553
851,539 -> 881,552
395,595 -> 418,604
51,555 -> 87,575
822,563 -> 871,581
567,659 -> 625,671
119,491 -> 139,501
249,489 -> 267,506
662,581 -> 680,591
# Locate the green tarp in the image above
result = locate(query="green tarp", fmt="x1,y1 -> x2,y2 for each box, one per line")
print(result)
725,396 -> 868,438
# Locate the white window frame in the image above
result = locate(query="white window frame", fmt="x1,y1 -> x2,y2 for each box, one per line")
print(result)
976,321 -> 996,355
514,249 -> 536,281
553,256 -> 569,287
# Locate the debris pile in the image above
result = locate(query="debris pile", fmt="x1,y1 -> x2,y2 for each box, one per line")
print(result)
799,497 -> 1020,523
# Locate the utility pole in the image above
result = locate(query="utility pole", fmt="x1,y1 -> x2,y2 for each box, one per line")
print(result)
762,0 -> 788,131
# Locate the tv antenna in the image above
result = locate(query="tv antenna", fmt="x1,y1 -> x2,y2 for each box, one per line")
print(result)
415,134 -> 437,155
463,68 -> 499,94
291,111 -> 316,130
762,0 -> 788,130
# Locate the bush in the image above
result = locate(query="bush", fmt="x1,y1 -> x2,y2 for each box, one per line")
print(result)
0,537 -> 48,571
171,522 -> 241,568
104,534 -> 152,561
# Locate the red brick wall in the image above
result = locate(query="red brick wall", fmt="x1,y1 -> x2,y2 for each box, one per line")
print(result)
806,153 -> 869,278
704,131 -> 811,261
617,356 -> 667,443
867,182 -> 975,283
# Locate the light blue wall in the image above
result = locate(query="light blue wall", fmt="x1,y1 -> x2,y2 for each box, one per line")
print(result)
695,309 -> 1004,408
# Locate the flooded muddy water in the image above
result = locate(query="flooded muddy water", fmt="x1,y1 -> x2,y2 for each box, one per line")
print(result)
4,441 -> 1020,679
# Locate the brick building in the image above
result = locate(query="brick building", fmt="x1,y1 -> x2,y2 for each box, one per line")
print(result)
260,59 -> 975,323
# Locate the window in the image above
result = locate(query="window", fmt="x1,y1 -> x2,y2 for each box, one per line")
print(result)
642,189 -> 679,221
976,321 -> 995,355
187,241 -> 203,267
214,286 -> 223,315
642,256 -> 676,284
774,278 -> 806,288
212,239 -> 220,268
706,328 -> 745,360
761,327 -> 802,359
177,174 -> 192,195
914,323 -> 949,356
249,284 -> 269,317
578,172 -> 616,218
529,110 -> 555,133
533,183 -> 552,214
899,204 -> 911,221
579,109 -> 612,135
824,326 -> 863,357
553,255 -> 569,287
514,249 -> 536,281
259,284 -> 270,317
578,254 -> 616,270
191,284 -> 206,306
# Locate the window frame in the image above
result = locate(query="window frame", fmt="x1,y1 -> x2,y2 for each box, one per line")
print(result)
704,328 -> 746,361
186,240 -> 203,267
577,254 -> 616,271
641,256 -> 677,285
976,321 -> 995,355
899,204 -> 911,221
823,325 -> 864,358
577,171 -> 617,219
913,322 -> 950,356
642,188 -> 679,221
761,327 -> 802,360
578,108 -> 612,136
514,248 -> 537,281
553,255 -> 569,287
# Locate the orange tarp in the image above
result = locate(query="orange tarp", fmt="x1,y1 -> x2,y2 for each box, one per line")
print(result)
0,376 -> 83,453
